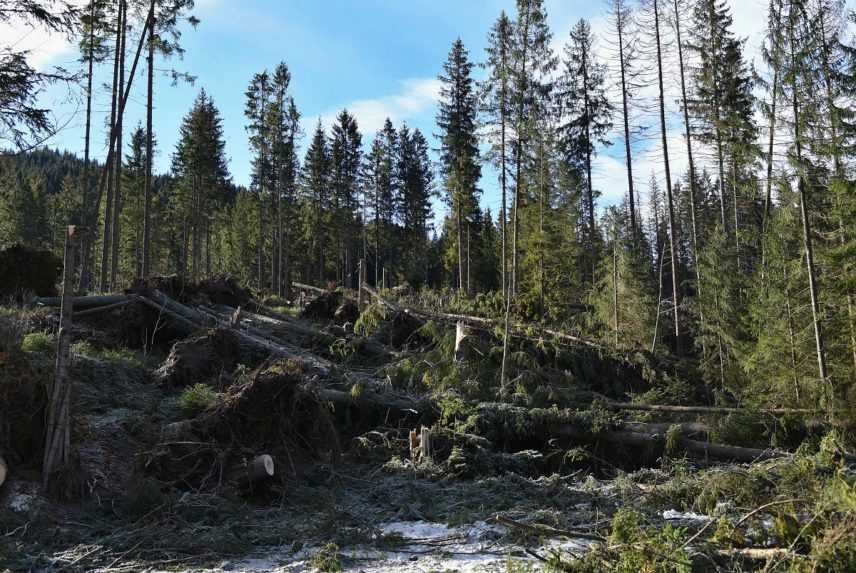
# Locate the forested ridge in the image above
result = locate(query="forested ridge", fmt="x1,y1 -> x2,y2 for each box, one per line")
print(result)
2,0 -> 856,570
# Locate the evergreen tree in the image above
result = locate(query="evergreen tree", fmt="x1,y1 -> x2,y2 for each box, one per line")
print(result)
437,38 -> 481,294
170,89 -> 230,280
557,18 -> 613,279
481,11 -> 514,296
301,120 -> 331,283
330,109 -> 362,287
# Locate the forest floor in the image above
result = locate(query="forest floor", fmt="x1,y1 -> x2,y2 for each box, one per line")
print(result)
1,278 -> 854,572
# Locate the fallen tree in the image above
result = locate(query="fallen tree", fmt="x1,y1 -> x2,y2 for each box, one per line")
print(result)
361,285 -> 601,349
601,400 -> 821,416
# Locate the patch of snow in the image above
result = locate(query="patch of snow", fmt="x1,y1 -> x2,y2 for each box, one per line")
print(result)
4,481 -> 41,513
662,509 -> 712,522
146,519 -> 589,572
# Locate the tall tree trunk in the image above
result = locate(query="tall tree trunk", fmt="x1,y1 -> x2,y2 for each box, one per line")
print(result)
98,0 -> 123,292
500,66 -> 508,303
502,1 -> 530,394
258,86 -> 267,293
613,227 -> 619,347
731,153 -> 741,272
789,17 -> 829,392
582,49 -> 595,278
374,166 -> 380,287
538,135 -> 545,313
142,8 -> 154,279
761,0 -> 781,269
457,189 -> 464,293
81,0 -> 95,240
110,0 -> 126,291
617,4 -> 636,240
783,265 -> 800,400
654,0 -> 681,354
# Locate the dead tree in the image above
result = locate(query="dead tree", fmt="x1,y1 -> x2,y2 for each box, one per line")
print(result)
43,226 -> 79,489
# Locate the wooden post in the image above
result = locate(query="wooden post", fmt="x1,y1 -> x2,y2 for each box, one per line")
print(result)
43,226 -> 78,489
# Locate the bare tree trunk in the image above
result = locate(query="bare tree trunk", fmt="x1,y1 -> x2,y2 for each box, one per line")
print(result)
651,240 -> 665,353
613,227 -> 619,347
783,265 -> 800,400
761,1 -> 781,273
142,8 -> 154,279
500,74 -> 508,302
110,0 -> 126,291
457,192 -> 464,293
80,0 -> 95,243
466,221 -> 471,295
98,1 -> 123,292
616,3 -> 636,240
43,226 -> 78,489
654,0 -> 681,354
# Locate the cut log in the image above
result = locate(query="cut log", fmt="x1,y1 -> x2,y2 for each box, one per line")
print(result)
136,295 -> 202,333
34,294 -> 131,308
292,281 -> 327,295
599,431 -> 787,462
0,455 -> 7,488
160,421 -> 197,442
620,421 -> 710,436
146,289 -> 214,327
227,454 -> 275,489
73,298 -> 135,317
603,400 -> 820,416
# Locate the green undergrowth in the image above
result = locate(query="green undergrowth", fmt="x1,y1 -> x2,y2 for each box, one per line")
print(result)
179,383 -> 222,417
21,331 -> 53,353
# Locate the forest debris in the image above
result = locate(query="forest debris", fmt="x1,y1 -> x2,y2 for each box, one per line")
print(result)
129,275 -> 252,308
490,514 -> 605,541
362,284 -> 601,349
154,328 -> 241,387
333,299 -> 359,325
0,245 -> 61,299
300,290 -> 342,321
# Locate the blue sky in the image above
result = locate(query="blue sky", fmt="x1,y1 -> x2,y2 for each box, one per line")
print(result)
7,0 -> 781,221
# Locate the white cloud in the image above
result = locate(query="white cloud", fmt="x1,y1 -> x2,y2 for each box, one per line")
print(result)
319,77 -> 441,135
0,22 -> 75,70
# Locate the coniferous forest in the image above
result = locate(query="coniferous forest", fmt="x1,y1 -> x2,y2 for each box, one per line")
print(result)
2,1 -> 856,571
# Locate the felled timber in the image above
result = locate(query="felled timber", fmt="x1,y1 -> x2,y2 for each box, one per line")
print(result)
602,400 -> 820,416
361,285 -> 600,349
33,294 -> 131,308
292,281 -> 327,295
226,454 -> 275,490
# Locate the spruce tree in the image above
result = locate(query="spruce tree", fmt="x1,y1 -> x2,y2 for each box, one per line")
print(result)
557,18 -> 613,281
437,38 -> 481,294
481,11 -> 514,297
